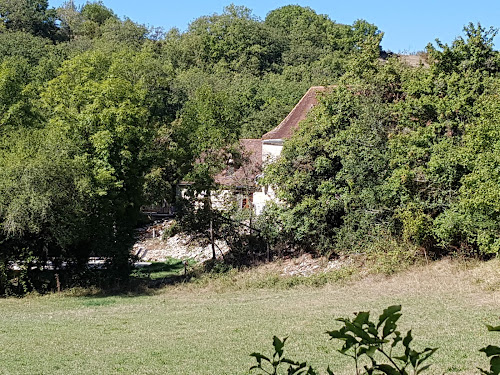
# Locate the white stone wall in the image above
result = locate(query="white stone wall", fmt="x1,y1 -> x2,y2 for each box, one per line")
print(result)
253,190 -> 270,215
262,143 -> 283,165
177,140 -> 285,216
254,140 -> 283,215
177,186 -> 233,210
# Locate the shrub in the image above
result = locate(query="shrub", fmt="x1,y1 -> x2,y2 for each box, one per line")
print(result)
162,220 -> 180,239
250,305 -> 437,375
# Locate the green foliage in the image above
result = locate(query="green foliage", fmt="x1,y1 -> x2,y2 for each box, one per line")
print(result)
0,0 -> 62,40
251,305 -> 436,375
0,30 -> 51,65
427,23 -> 499,75
264,6 -> 381,68
327,305 -> 436,375
0,43 -> 172,293
80,1 -> 115,25
0,57 -> 40,130
162,220 -> 180,239
262,85 -> 391,253
264,23 -> 500,258
2,0 -> 499,294
185,5 -> 283,75
480,323 -> 500,375
250,336 -> 318,375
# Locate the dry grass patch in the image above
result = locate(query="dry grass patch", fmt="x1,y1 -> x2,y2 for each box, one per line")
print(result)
0,259 -> 498,375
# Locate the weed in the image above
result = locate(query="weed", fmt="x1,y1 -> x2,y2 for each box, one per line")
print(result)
251,305 -> 437,375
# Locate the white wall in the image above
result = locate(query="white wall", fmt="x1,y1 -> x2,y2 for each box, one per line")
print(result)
262,142 -> 283,165
177,186 -> 232,210
253,140 -> 284,215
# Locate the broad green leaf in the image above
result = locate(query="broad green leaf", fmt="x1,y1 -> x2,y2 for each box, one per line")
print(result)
345,321 -> 372,341
417,364 -> 432,374
491,356 -> 500,375
409,348 -> 419,367
382,313 -> 402,339
282,358 -> 301,366
377,305 -> 402,328
365,345 -> 377,357
250,352 -> 270,364
367,324 -> 378,336
327,330 -> 347,339
375,364 -> 401,375
487,325 -> 500,332
403,330 -> 413,348
353,311 -> 370,326
273,336 -> 287,357
391,331 -> 402,348
417,348 -> 438,365
481,346 -> 500,357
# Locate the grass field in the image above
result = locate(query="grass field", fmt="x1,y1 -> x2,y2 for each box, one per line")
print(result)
0,259 -> 499,374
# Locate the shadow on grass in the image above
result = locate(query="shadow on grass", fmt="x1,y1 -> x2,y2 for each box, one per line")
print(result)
58,258 -> 198,298
130,259 -> 195,287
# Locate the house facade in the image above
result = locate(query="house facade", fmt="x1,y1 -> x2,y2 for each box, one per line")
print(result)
215,86 -> 330,214
144,86 -> 330,218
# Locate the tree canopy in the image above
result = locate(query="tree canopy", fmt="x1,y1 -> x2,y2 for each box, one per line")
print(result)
0,1 -> 498,294
262,23 -> 500,258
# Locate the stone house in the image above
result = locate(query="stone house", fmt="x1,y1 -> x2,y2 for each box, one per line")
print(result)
214,86 -> 330,214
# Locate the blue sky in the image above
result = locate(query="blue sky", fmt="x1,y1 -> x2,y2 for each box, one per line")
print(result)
49,0 -> 500,52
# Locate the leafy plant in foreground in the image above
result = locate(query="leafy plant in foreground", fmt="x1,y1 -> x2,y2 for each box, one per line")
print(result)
250,305 -> 437,375
479,323 -> 500,375
327,305 -> 436,375
250,336 -> 318,374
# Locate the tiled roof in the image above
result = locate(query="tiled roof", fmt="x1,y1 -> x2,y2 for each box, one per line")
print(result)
262,86 -> 330,140
211,86 -> 334,188
214,139 -> 262,188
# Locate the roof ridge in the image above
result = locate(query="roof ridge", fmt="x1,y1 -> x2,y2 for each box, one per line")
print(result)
261,85 -> 334,141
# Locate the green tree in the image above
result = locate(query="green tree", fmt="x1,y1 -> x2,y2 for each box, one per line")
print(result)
0,0 -> 62,40
0,48 -> 162,292
428,22 -> 499,75
173,4 -> 283,74
262,85 -> 391,253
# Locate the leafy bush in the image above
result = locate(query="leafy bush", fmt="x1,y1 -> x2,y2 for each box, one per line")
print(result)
162,220 -> 180,240
261,23 -> 500,259
250,336 -> 318,375
250,305 -> 437,375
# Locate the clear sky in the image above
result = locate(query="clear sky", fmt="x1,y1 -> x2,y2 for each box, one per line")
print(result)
49,0 -> 500,53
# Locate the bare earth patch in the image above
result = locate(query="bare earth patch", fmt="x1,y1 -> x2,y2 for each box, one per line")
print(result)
132,221 -> 351,277
133,220 -> 229,262
254,253 -> 351,277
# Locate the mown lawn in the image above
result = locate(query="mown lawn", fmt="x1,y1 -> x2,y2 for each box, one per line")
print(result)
0,259 -> 499,375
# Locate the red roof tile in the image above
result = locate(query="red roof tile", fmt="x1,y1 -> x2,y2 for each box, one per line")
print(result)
214,139 -> 262,188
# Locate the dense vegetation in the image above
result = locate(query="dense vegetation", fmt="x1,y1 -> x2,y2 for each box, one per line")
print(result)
251,304 -> 500,375
262,23 -> 500,259
0,1 -> 498,295
0,1 -> 382,294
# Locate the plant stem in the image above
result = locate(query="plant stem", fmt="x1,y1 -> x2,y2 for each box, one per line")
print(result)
378,348 -> 403,374
355,346 -> 359,375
